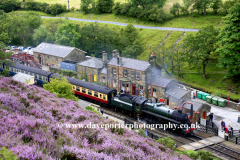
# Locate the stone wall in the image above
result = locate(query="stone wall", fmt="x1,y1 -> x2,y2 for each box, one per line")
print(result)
147,85 -> 166,102
33,52 -> 63,66
99,73 -> 107,85
77,65 -> 100,83
64,48 -> 86,63
107,64 -> 147,94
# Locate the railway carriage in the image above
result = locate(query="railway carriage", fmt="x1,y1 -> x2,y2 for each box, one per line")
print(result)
49,73 -> 117,105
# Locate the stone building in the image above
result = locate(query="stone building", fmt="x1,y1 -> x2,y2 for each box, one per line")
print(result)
77,57 -> 103,83
33,42 -> 86,66
107,50 -> 163,97
182,100 -> 211,124
148,77 -> 178,103
165,87 -> 191,108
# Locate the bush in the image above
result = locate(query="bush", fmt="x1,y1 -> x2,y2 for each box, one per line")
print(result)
0,0 -> 21,13
96,0 -> 114,14
157,136 -> 176,150
112,2 -> 122,15
0,146 -> 18,160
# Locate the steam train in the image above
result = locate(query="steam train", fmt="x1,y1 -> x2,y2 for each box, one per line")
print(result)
0,62 -> 194,134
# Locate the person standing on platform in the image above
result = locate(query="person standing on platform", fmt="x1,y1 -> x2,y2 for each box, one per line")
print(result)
193,92 -> 196,99
221,120 -> 225,130
209,113 -> 213,123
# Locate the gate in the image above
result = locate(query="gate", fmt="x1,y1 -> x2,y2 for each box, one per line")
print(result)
227,130 -> 240,145
197,119 -> 218,136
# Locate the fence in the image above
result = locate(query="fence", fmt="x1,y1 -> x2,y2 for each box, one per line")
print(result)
197,119 -> 218,136
225,130 -> 240,145
124,118 -> 161,140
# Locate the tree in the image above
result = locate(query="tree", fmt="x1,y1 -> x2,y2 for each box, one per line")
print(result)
80,0 -> 96,14
170,2 -> 181,16
181,0 -> 192,15
0,0 -> 21,13
55,22 -> 81,47
79,23 -> 118,57
43,76 -> 78,102
33,25 -> 54,45
121,39 -> 142,58
130,0 -> 166,8
210,0 -> 222,14
9,12 -> 42,46
96,0 -> 114,13
220,0 -> 239,14
0,10 -> 13,61
183,25 -> 219,79
216,3 -> 240,76
191,0 -> 211,15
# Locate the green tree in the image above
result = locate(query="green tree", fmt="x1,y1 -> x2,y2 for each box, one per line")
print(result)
33,25 -> 54,45
0,0 -> 21,13
210,0 -> 222,14
0,10 -> 13,62
170,2 -> 181,16
183,25 -> 219,79
191,0 -> 211,15
79,23 -> 118,57
181,0 -> 192,14
55,22 -> 81,47
216,3 -> 240,76
80,0 -> 96,14
9,12 -> 42,46
43,76 -> 78,102
96,0 -> 114,13
130,0 -> 166,8
122,39 -> 142,58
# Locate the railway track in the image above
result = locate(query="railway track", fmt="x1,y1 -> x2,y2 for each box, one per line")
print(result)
79,98 -> 240,160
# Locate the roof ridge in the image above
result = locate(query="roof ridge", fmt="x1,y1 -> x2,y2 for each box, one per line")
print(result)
39,42 -> 75,49
121,57 -> 150,63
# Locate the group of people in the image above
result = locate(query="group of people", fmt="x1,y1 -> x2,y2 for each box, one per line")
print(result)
221,120 -> 233,136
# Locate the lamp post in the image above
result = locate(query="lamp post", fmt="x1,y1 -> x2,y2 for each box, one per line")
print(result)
227,93 -> 229,108
68,0 -> 70,11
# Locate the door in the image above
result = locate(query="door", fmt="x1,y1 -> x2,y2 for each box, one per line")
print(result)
167,97 -> 169,105
132,84 -> 136,95
202,111 -> 206,119
39,56 -> 41,64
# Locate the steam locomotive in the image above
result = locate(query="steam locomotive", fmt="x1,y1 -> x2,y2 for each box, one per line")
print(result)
0,62 -> 193,134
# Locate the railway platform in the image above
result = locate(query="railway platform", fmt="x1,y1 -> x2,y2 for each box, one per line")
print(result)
179,136 -> 224,151
193,130 -> 213,138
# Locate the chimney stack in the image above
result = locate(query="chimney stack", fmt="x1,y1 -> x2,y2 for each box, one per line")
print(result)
103,51 -> 107,67
112,49 -> 119,58
119,57 -> 122,65
149,52 -> 156,67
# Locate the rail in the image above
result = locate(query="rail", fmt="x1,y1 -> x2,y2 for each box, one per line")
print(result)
225,130 -> 240,145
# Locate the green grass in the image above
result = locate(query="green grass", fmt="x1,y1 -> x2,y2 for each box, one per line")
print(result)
11,10 -> 54,17
172,73 -> 240,100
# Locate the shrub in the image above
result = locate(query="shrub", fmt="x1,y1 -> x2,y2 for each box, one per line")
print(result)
96,0 -> 114,14
0,146 -> 18,160
157,136 -> 176,150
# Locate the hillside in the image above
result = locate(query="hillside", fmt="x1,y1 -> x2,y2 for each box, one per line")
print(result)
0,76 -> 190,159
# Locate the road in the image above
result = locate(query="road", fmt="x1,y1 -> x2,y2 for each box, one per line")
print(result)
41,16 -> 199,32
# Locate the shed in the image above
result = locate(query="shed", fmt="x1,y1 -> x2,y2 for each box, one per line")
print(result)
12,72 -> 34,85
165,87 -> 191,109
182,99 -> 211,124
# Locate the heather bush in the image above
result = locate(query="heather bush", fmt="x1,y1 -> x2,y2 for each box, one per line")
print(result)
0,76 -> 191,159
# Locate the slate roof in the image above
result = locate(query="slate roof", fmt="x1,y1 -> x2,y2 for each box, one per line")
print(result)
77,57 -> 103,69
107,57 -> 150,71
166,87 -> 190,99
34,42 -> 75,58
12,73 -> 34,84
148,77 -> 173,88
100,67 -> 107,74
182,100 -> 205,111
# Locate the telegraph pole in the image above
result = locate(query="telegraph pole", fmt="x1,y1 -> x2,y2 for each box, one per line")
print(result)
68,0 -> 70,11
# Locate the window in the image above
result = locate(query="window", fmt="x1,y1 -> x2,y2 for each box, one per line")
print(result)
72,86 -> 76,90
149,88 -> 151,96
13,68 -> 16,72
94,75 -> 97,82
139,86 -> 144,95
122,83 -> 125,91
82,88 -> 86,93
113,80 -> 116,87
113,67 -> 116,74
109,81 -> 112,87
39,75 -> 42,80
88,90 -> 92,96
136,72 -> 140,80
153,88 -> 156,97
100,94 -> 102,99
76,87 -> 80,92
124,70 -> 128,77
94,92 -> 98,97
126,84 -> 129,92
103,95 -> 106,100
34,74 -> 38,79
55,57 -> 58,61
21,70 -> 24,73
44,77 -> 48,81
102,77 -> 105,83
